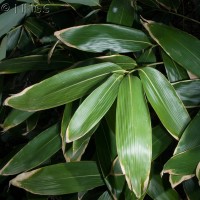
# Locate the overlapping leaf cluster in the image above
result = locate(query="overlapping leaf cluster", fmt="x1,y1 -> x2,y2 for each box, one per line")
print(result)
0,0 -> 200,199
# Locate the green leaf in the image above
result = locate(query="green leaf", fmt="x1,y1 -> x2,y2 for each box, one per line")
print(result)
152,125 -> 173,161
183,178 -> 200,200
163,146 -> 200,175
59,0 -> 100,6
0,124 -> 61,175
107,0 -> 135,27
0,4 -> 31,38
116,75 -> 152,198
139,67 -> 190,140
173,80 -> 200,108
67,73 -> 123,142
0,36 -> 7,61
174,111 -> 200,154
26,112 -> 40,133
147,165 -> 179,200
136,47 -> 156,64
2,109 -> 35,131
0,54 -> 73,74
161,50 -> 189,82
98,191 -> 112,200
61,103 -> 73,161
55,24 -> 152,53
169,174 -> 192,188
5,62 -> 122,111
10,161 -> 104,195
143,21 -> 200,77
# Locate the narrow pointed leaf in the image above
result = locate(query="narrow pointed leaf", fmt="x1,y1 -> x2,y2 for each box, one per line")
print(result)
139,67 -> 190,140
10,161 -> 104,195
55,24 -> 152,53
183,178 -> 200,200
144,21 -> 200,77
3,109 -> 35,131
0,54 -> 73,74
0,124 -> 61,175
107,0 -> 135,27
60,0 -> 100,6
67,73 -> 123,142
116,75 -> 152,198
161,50 -> 189,82
173,80 -> 200,108
174,111 -> 200,154
5,62 -> 122,111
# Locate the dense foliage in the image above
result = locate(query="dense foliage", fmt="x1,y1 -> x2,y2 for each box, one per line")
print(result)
0,0 -> 200,199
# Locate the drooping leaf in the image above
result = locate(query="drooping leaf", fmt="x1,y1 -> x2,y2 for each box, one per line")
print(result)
0,4 -> 31,38
59,0 -> 100,6
0,54 -> 73,74
161,50 -> 189,82
139,67 -> 190,140
173,79 -> 200,108
10,161 -> 104,195
67,73 -> 123,142
174,111 -> 200,154
116,75 -> 152,198
152,125 -> 173,161
147,165 -> 179,200
107,0 -> 135,27
55,24 -> 152,53
0,124 -> 61,175
183,178 -> 200,200
2,109 -> 35,131
143,21 -> 200,77
5,62 -> 122,111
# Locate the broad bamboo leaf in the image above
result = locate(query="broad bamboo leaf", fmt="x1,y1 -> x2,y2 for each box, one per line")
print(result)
0,54 -> 73,74
147,165 -> 179,200
143,21 -> 200,77
173,80 -> 200,108
107,0 -> 135,27
174,111 -> 200,154
0,4 -> 31,38
2,109 -> 35,131
0,124 -> 61,175
116,75 -> 151,198
161,50 -> 189,82
5,62 -> 122,111
59,0 -> 100,6
139,67 -> 190,140
152,125 -> 173,160
163,146 -> 200,175
67,73 -> 123,142
0,36 -> 7,61
11,161 -> 104,195
55,24 -> 152,53
184,178 -> 200,200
